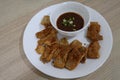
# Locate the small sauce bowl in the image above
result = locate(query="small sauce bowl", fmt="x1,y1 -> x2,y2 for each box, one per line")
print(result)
50,1 -> 90,36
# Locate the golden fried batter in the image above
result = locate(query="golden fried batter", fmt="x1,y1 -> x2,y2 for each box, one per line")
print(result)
36,27 -> 57,39
41,15 -> 52,28
69,40 -> 87,63
70,40 -> 82,49
37,31 -> 58,46
40,45 -> 56,63
65,48 -> 84,70
87,41 -> 100,59
53,45 -> 71,68
50,43 -> 60,59
87,22 -> 103,41
35,45 -> 45,54
59,37 -> 69,45
78,47 -> 88,63
36,27 -> 52,39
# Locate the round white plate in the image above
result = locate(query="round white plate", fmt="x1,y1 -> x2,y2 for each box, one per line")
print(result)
23,1 -> 113,79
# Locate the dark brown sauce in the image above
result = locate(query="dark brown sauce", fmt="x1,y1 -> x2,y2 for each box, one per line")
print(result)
57,12 -> 84,31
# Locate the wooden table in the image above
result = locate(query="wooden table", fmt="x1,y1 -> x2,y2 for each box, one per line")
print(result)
0,0 -> 119,80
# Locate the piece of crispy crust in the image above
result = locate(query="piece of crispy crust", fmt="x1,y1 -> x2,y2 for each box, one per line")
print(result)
37,31 -> 58,46
87,22 -> 103,41
41,15 -> 52,28
36,27 -> 57,39
87,41 -> 100,59
36,27 -> 52,39
78,47 -> 88,63
65,48 -> 85,70
35,45 -> 45,54
50,43 -> 60,59
59,37 -> 69,45
70,40 -> 82,49
53,45 -> 71,68
40,46 -> 52,63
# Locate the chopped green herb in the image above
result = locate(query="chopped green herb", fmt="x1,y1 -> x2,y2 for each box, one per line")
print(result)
62,17 -> 75,27
69,21 -> 73,24
64,23 -> 67,26
63,19 -> 67,22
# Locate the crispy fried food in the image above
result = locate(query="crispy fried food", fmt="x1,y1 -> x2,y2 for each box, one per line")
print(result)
70,40 -> 82,49
36,17 -> 103,70
41,15 -> 52,28
44,36 -> 58,46
65,48 -> 85,70
59,37 -> 69,45
87,41 -> 100,59
53,45 -> 71,68
36,28 -> 58,45
78,47 -> 88,63
35,45 -> 45,54
50,43 -> 60,59
49,27 -> 58,34
70,40 -> 87,63
52,38 -> 69,59
53,38 -> 70,68
36,27 -> 57,39
87,22 -> 103,41
38,31 -> 58,46
40,46 -> 53,63
36,27 -> 52,39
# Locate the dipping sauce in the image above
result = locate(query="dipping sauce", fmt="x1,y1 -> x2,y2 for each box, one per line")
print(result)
57,12 -> 84,31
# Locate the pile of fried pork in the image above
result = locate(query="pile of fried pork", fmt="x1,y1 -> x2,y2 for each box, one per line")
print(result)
35,16 -> 103,70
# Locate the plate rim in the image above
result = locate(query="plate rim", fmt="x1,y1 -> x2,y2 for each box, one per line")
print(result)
23,1 -> 113,79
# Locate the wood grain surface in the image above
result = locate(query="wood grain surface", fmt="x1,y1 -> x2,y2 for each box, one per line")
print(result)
0,0 -> 119,80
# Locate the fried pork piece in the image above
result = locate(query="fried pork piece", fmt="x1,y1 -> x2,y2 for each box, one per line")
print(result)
70,40 -> 87,63
70,40 -> 82,49
87,41 -> 100,59
87,22 -> 103,41
40,45 -> 53,63
41,15 -> 52,28
53,45 -> 71,68
36,27 -> 52,39
59,37 -> 69,45
36,27 -> 57,39
65,48 -> 85,70
35,45 -> 45,54
50,43 -> 60,59
52,38 -> 68,59
38,30 -> 58,46
78,47 -> 88,63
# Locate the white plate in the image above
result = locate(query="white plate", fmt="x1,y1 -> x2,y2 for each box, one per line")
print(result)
23,1 -> 113,79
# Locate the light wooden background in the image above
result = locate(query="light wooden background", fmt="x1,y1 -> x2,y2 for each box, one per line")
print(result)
0,0 -> 119,80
